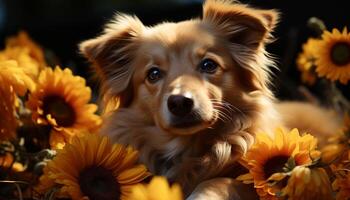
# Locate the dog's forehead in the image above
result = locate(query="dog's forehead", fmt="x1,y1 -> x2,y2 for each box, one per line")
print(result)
141,20 -> 216,51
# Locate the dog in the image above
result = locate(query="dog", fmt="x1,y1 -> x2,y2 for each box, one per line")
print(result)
79,0 -> 341,199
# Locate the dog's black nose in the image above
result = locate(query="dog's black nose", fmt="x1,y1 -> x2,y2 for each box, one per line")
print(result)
167,95 -> 194,117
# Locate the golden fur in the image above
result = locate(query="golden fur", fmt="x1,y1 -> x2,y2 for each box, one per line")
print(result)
80,0 -> 342,199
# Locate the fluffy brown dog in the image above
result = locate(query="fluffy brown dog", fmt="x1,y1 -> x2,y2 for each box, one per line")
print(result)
80,0 -> 341,199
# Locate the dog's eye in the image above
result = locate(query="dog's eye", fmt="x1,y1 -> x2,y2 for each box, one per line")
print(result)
146,67 -> 163,83
198,58 -> 218,74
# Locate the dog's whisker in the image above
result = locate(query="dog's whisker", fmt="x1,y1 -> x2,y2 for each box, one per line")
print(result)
210,98 -> 250,127
213,108 -> 233,123
210,99 -> 240,116
211,100 -> 234,120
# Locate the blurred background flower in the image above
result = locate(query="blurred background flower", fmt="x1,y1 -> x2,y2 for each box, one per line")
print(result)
315,28 -> 350,84
0,60 -> 34,140
332,152 -> 350,200
296,38 -> 319,85
0,31 -> 46,79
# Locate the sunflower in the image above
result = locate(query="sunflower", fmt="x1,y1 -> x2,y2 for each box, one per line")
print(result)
129,176 -> 183,200
332,151 -> 350,200
26,67 -> 101,148
0,60 -> 35,95
237,128 -> 319,199
0,60 -> 35,140
297,38 -> 321,85
321,113 -> 350,164
36,134 -> 150,200
333,174 -> 350,200
5,31 -> 46,69
321,132 -> 348,165
0,47 -> 42,79
281,166 -> 332,200
300,70 -> 317,86
321,142 -> 347,165
1,31 -> 46,79
315,27 -> 350,84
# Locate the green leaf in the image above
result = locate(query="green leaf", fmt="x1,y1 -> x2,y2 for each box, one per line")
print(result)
284,157 -> 296,172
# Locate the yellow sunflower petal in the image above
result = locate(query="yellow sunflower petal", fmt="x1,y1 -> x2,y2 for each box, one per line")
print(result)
129,176 -> 183,200
37,134 -> 150,200
118,165 -> 150,185
240,128 -> 318,199
296,38 -> 321,85
315,27 -> 350,84
0,60 -> 35,95
282,166 -> 332,200
5,31 -> 46,72
49,130 -> 67,149
26,66 -> 101,148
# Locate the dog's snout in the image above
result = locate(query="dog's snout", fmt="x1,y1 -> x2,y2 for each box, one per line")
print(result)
167,95 -> 194,117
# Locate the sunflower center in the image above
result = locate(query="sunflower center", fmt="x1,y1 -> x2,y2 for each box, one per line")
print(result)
79,166 -> 120,200
43,95 -> 76,127
330,42 -> 350,66
263,155 -> 289,179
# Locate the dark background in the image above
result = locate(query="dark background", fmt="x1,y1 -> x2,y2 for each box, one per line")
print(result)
0,0 -> 349,100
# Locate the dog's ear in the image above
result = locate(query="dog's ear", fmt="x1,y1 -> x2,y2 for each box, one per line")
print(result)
203,0 -> 279,93
203,0 -> 279,50
79,14 -> 144,107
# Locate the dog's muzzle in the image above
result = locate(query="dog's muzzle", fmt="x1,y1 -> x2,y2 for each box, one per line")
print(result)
167,94 -> 202,127
167,95 -> 194,116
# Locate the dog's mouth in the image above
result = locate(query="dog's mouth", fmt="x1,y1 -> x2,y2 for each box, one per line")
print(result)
156,93 -> 223,135
170,111 -> 209,128
158,106 -> 219,135
162,115 -> 216,136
